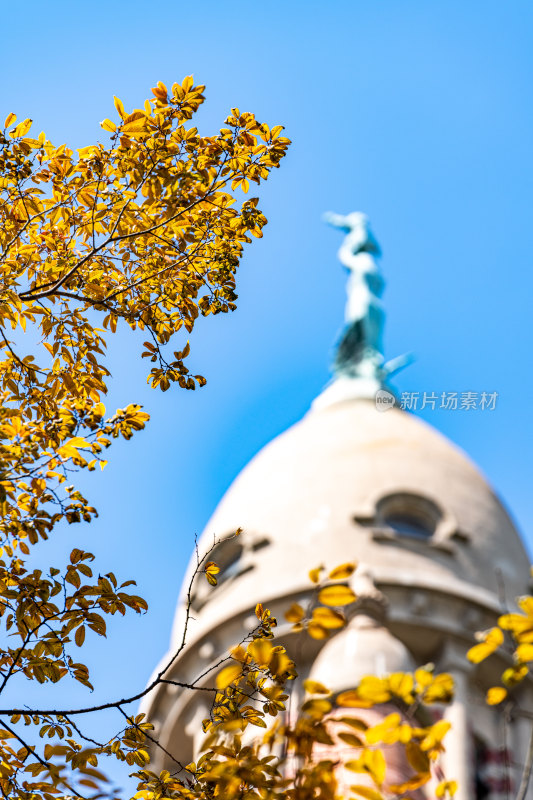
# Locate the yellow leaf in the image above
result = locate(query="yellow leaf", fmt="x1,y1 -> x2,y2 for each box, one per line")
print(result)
420,719 -> 451,751
121,118 -> 148,136
406,740 -> 430,773
75,626 -> 86,647
307,621 -> 329,639
312,606 -> 345,629
423,673 -> 454,704
301,697 -> 331,718
415,667 -> 434,689
66,436 -> 91,449
516,643 -> 533,662
365,749 -> 386,786
486,686 -> 507,705
269,648 -> 295,678
498,612 -> 530,632
4,113 -> 16,128
215,663 -> 242,690
77,145 -> 99,159
388,774 -> 430,793
346,750 -> 386,787
100,119 -> 117,133
337,690 -> 374,709
309,565 -> 323,584
518,596 -> 533,617
247,639 -> 272,666
318,584 -> 357,607
303,679 -> 331,695
467,627 -> 503,663
12,118 -> 32,137
114,96 -> 126,120
502,664 -> 528,687
357,676 -> 391,704
230,645 -> 247,663
247,715 -> 267,728
284,603 -> 304,623
123,110 -> 145,124
436,779 -> 458,798
365,713 -> 401,745
329,562 -> 356,580
388,672 -> 414,703
152,84 -> 168,102
337,731 -> 364,747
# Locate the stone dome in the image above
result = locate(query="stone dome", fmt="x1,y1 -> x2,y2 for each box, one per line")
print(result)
174,397 -> 530,643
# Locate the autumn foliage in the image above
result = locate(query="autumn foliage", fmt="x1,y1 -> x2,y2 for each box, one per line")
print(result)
0,77 -> 291,798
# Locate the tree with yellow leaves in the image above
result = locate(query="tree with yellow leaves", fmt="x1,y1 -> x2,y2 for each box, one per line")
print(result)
0,77 -> 291,798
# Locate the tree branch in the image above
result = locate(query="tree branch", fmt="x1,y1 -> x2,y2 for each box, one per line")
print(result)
0,534 -> 238,718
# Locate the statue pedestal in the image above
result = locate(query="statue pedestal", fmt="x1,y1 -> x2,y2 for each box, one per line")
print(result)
312,376 -> 395,411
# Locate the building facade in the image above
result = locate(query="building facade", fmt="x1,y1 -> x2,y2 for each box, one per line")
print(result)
143,214 -> 532,799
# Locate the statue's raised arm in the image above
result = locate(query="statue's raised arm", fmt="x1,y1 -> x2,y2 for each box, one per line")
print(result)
322,211 -> 353,231
323,211 -> 381,262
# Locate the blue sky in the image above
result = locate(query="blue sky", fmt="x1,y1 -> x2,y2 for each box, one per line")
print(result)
2,0 -> 533,790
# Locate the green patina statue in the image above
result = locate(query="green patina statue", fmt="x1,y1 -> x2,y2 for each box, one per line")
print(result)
323,211 -> 411,394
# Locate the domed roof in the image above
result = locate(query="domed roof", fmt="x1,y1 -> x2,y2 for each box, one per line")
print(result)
188,397 -> 529,633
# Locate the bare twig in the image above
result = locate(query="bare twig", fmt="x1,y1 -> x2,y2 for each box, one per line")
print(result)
0,533 -> 239,718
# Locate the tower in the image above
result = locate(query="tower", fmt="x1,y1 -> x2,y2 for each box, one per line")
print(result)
143,215 -> 532,799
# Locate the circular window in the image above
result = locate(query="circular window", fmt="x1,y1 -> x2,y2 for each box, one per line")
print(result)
377,492 -> 440,541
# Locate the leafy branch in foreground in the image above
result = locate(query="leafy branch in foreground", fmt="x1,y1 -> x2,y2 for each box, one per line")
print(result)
132,561 -> 458,800
0,78 -> 290,798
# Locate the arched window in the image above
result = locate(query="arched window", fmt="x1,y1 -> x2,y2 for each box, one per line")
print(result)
377,492 -> 440,541
354,491 -> 466,553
